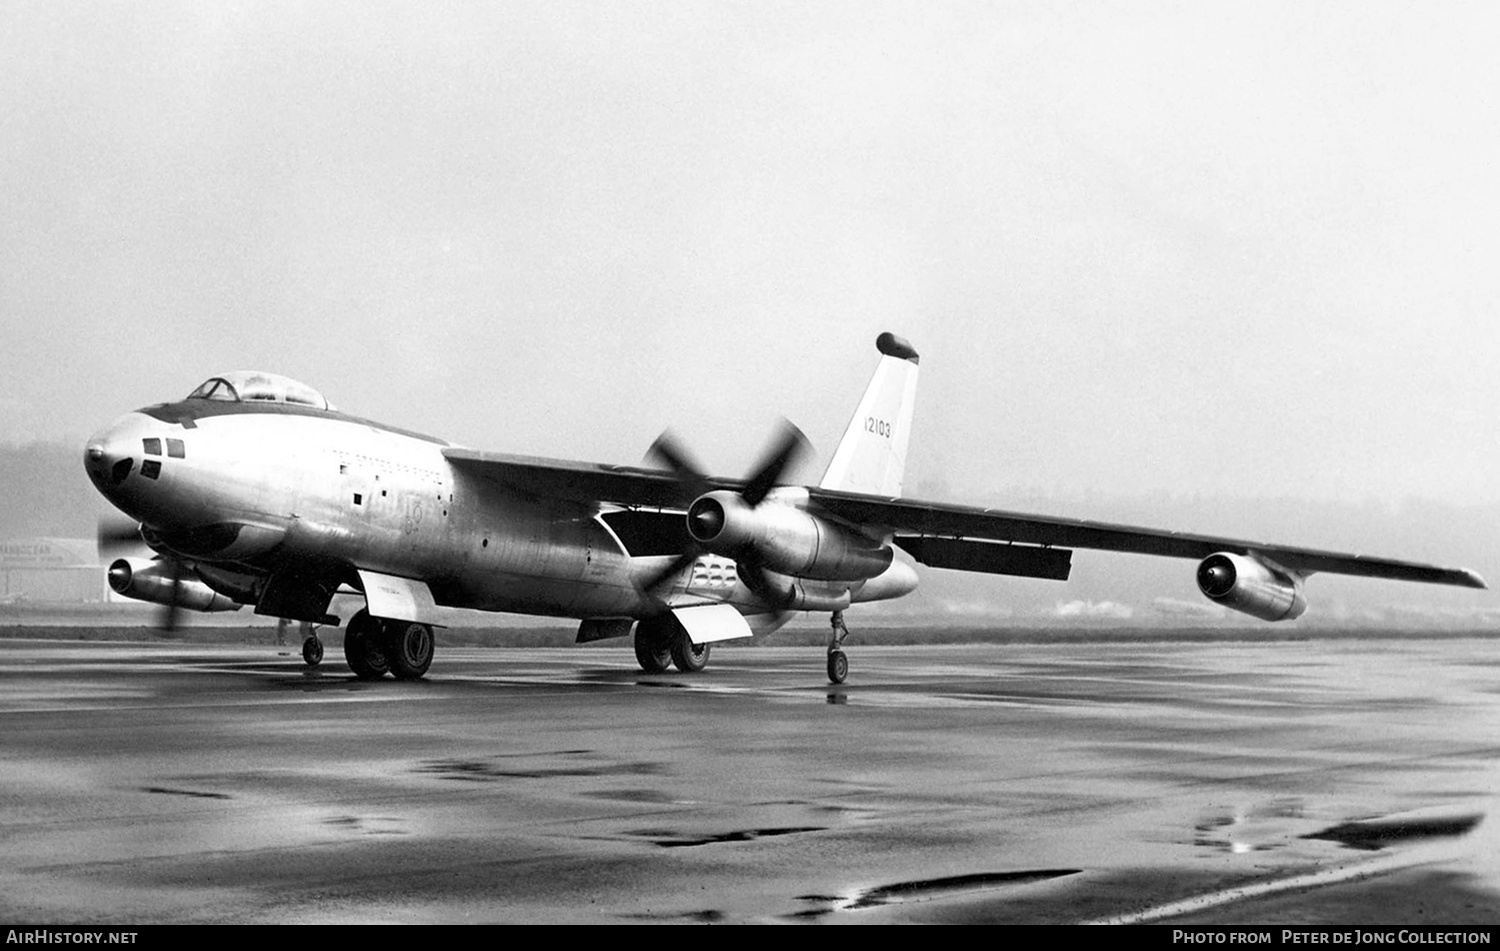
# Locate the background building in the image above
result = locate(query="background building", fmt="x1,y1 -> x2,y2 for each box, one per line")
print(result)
0,538 -> 104,603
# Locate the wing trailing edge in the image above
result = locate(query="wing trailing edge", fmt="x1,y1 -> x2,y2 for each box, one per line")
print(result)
814,489 -> 1486,590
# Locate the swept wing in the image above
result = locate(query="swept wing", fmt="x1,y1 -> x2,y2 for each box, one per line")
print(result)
443,449 -> 1484,589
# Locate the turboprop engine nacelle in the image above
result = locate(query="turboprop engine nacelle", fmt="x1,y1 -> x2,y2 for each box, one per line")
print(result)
686,490 -> 894,581
1196,552 -> 1307,622
107,558 -> 242,612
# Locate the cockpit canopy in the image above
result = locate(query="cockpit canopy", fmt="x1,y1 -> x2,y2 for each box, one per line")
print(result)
186,371 -> 334,411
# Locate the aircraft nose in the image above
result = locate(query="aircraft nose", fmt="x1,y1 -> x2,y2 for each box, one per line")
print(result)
83,418 -> 138,492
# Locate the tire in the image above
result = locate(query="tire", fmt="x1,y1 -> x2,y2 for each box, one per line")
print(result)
827,649 -> 848,685
343,609 -> 389,680
633,618 -> 673,673
386,621 -> 434,680
302,637 -> 324,667
670,632 -> 710,673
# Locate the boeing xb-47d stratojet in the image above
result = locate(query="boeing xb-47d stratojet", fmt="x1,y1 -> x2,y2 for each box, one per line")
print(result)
84,334 -> 1485,683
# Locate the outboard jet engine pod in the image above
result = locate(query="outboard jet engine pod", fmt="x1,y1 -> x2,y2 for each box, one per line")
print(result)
1196,552 -> 1307,622
107,558 -> 241,612
685,490 -> 895,582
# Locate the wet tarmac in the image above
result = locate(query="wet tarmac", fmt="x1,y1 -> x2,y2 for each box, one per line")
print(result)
3,637 -> 1500,924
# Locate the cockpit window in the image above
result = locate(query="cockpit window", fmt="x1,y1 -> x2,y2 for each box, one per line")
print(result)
187,378 -> 240,402
185,371 -> 334,411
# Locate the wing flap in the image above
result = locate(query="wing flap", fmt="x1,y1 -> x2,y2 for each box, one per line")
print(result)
896,536 -> 1073,580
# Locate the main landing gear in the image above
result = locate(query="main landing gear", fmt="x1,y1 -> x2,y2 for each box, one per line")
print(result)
343,608 -> 435,680
827,611 -> 850,684
633,615 -> 710,674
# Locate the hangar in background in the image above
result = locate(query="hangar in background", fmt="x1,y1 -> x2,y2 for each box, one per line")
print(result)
0,538 -> 104,603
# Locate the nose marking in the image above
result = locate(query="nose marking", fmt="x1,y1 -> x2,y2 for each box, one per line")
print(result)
110,457 -> 134,485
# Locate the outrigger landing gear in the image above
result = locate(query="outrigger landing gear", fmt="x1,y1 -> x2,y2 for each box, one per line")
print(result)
827,611 -> 850,684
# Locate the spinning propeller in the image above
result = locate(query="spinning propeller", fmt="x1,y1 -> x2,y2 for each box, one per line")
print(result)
640,421 -> 810,603
97,516 -> 188,634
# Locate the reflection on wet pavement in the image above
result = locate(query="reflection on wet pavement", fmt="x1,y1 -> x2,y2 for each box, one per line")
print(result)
1304,812 -> 1484,851
140,786 -> 232,800
630,826 -> 826,849
1194,798 -> 1307,853
5,639 -> 1500,923
795,868 -> 1083,916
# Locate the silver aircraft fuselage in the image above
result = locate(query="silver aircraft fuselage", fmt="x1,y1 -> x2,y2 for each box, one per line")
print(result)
83,395 -> 906,626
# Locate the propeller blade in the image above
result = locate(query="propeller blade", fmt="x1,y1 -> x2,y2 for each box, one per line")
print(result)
641,420 -> 809,601
645,429 -> 711,499
741,420 -> 810,506
739,562 -> 793,608
638,548 -> 702,599
96,516 -> 144,560
158,557 -> 184,636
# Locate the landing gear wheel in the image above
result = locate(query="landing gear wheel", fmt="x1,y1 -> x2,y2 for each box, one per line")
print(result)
827,649 -> 848,685
826,610 -> 851,684
633,619 -> 673,673
670,632 -> 710,673
302,636 -> 324,667
386,621 -> 434,680
343,609 -> 389,680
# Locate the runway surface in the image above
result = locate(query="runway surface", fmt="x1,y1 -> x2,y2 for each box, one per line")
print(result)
3,636 -> 1500,924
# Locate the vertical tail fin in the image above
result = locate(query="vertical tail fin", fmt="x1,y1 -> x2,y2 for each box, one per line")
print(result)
819,332 -> 920,497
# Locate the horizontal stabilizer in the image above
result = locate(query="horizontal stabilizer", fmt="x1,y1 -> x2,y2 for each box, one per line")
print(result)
672,602 -> 754,645
897,536 -> 1073,581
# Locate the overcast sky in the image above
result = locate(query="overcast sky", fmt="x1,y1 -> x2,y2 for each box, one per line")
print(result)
4,1 -> 1498,512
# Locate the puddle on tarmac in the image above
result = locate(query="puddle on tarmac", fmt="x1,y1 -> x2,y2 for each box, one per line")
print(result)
629,826 -> 826,848
1303,813 -> 1484,851
1194,798 -> 1306,854
413,752 -> 660,781
623,908 -> 727,922
582,788 -> 679,804
141,786 -> 232,800
321,815 -> 409,836
794,868 -> 1082,915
